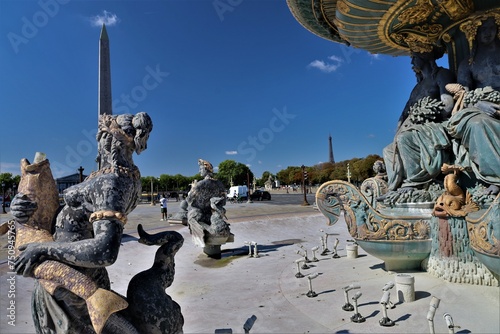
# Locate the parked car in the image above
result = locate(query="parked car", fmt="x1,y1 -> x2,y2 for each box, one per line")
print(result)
250,190 -> 271,201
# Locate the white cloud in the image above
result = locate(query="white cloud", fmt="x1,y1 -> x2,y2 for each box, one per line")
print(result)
328,55 -> 343,62
0,162 -> 21,176
308,55 -> 343,73
90,10 -> 120,27
225,151 -> 238,155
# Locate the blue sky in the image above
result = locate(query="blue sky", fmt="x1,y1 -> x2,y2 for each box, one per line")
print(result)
0,0 -> 438,180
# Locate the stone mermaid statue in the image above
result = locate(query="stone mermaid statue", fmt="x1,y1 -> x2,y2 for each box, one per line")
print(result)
9,112 -> 184,333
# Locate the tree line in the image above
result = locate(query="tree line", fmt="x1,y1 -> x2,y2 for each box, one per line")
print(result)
140,154 -> 383,192
0,154 -> 382,196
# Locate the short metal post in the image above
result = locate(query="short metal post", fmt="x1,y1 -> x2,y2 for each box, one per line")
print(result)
311,246 -> 319,262
244,241 -> 252,257
251,241 -> 259,258
350,292 -> 365,323
306,273 -> 319,297
427,296 -> 440,334
379,291 -> 395,326
332,238 -> 340,258
342,284 -> 360,311
295,259 -> 305,278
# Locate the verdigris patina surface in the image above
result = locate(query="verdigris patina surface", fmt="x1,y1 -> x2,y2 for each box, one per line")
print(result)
9,112 -> 185,333
309,8 -> 500,284
186,159 -> 233,258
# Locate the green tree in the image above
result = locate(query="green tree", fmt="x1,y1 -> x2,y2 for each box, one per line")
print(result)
260,171 -> 273,186
141,176 -> 158,195
276,166 -> 303,186
313,162 -> 335,184
217,160 -> 253,188
0,173 -> 20,194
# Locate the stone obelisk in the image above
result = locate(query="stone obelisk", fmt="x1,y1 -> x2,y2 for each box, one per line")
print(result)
328,134 -> 335,164
98,24 -> 112,116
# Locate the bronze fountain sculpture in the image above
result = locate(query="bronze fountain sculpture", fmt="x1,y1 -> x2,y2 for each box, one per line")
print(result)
288,0 -> 500,285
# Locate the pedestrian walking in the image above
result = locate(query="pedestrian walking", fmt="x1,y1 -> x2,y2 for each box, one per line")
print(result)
160,194 -> 168,221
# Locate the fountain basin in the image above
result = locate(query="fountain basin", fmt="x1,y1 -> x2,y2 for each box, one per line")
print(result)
472,249 -> 500,277
356,239 -> 431,271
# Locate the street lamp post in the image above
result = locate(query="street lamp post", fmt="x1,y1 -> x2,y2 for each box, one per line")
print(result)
78,166 -> 85,183
301,165 -> 310,206
1,183 -> 6,214
247,172 -> 252,203
150,177 -> 155,206
347,163 -> 351,184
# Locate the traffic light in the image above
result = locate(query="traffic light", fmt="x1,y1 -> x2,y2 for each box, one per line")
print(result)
303,170 -> 308,180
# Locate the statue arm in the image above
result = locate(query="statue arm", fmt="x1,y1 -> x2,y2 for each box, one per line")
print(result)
14,219 -> 123,277
437,69 -> 456,117
475,100 -> 500,118
396,100 -> 412,130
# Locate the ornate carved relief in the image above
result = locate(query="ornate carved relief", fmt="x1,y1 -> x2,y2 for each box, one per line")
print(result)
458,10 -> 500,54
437,0 -> 474,21
397,0 -> 434,26
316,180 -> 431,241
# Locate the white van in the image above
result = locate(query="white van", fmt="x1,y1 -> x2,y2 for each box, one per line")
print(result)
227,185 -> 248,199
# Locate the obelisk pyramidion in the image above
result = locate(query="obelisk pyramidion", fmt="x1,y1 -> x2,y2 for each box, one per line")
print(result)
98,24 -> 112,116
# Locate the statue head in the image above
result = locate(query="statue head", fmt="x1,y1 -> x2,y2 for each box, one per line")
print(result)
96,112 -> 153,167
467,15 -> 500,63
433,193 -> 464,218
373,160 -> 386,175
198,159 -> 213,178
477,16 -> 499,46
410,47 -> 445,81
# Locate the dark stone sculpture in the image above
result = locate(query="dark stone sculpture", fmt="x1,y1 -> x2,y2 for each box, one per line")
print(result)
317,15 -> 500,284
9,112 -> 185,333
125,225 -> 184,334
447,16 -> 500,195
170,199 -> 188,225
381,16 -> 500,205
382,48 -> 455,195
186,159 -> 233,258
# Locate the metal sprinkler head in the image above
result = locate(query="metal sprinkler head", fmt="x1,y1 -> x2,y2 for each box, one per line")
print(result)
443,313 -> 460,333
298,244 -> 311,263
332,238 -> 340,259
320,230 -> 330,254
350,291 -> 365,323
341,283 -> 360,311
244,241 -> 252,257
382,281 -> 395,309
379,291 -> 395,327
311,246 -> 319,262
306,273 -> 319,298
295,258 -> 305,278
251,241 -> 259,258
301,258 -> 310,270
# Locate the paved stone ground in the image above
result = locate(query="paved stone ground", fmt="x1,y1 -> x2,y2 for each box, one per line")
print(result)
1,194 -> 499,333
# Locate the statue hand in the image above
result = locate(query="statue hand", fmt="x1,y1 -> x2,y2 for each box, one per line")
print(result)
475,101 -> 500,118
10,193 -> 38,224
14,243 -> 47,277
